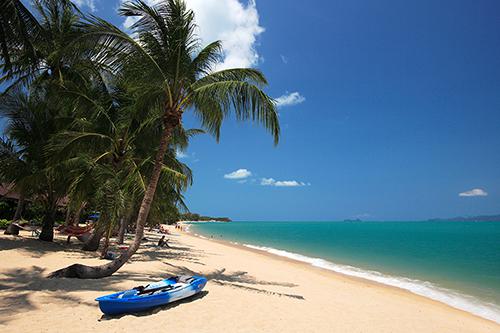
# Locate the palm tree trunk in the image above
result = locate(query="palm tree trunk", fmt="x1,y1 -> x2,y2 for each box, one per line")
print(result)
72,201 -> 86,225
117,217 -> 126,245
82,224 -> 104,251
64,204 -> 72,226
49,122 -> 175,278
39,205 -> 56,242
39,181 -> 58,242
100,226 -> 112,258
12,194 -> 25,221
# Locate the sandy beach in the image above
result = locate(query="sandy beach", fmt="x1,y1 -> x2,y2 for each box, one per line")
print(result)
0,227 -> 499,333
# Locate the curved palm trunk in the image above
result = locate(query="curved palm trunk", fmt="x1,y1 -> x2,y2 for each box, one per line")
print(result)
49,123 -> 175,278
12,194 -> 25,221
100,227 -> 112,258
82,222 -> 105,251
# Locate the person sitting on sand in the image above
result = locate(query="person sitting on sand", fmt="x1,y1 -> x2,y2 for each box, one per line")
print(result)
157,235 -> 170,248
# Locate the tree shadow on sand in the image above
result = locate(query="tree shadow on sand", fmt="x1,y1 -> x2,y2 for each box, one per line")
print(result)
163,263 -> 305,300
0,236 -> 98,259
133,240 -> 207,266
0,265 -> 174,324
0,266 -> 171,294
0,234 -> 303,324
0,292 -> 36,325
126,233 -> 220,265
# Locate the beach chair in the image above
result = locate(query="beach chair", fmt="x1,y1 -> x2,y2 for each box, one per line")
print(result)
30,220 -> 40,237
4,222 -> 40,236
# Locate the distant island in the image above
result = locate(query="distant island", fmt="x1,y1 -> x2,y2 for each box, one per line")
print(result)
428,214 -> 500,222
179,212 -> 231,223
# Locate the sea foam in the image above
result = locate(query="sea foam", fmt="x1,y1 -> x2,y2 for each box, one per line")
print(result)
243,244 -> 500,324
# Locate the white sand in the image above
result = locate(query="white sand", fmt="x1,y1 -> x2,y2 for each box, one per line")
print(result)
0,228 -> 499,333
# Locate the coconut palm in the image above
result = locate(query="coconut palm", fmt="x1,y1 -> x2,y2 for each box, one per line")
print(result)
0,137 -> 31,220
0,0 -> 99,94
0,86 -> 70,241
0,0 -> 41,73
1,0 -> 122,242
47,73 -> 195,254
49,0 -> 279,278
53,120 -> 194,254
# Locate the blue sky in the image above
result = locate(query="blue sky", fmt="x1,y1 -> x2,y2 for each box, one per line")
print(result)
12,0 -> 500,220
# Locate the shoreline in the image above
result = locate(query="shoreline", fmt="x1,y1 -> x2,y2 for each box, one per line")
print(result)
1,228 -> 499,332
185,224 -> 500,325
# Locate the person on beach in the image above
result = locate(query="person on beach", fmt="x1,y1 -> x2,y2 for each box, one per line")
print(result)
161,225 -> 165,233
157,236 -> 169,248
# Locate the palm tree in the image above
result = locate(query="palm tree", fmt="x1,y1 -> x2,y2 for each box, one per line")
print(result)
47,72 -> 195,254
0,137 -> 31,221
0,86 -> 70,241
1,0 -> 96,93
1,0 -> 105,239
0,0 -> 41,72
53,120 -> 194,254
49,0 -> 279,278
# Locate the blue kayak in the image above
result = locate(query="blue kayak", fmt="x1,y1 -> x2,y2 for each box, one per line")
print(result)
96,275 -> 207,315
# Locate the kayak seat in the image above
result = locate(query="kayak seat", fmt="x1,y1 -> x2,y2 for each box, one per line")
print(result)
136,284 -> 176,296
176,276 -> 195,284
118,290 -> 137,299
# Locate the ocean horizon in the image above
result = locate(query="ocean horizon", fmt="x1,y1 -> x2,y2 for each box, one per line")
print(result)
189,220 -> 500,323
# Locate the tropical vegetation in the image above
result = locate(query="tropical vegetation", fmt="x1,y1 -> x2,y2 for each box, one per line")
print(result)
0,0 -> 279,278
179,212 -> 231,222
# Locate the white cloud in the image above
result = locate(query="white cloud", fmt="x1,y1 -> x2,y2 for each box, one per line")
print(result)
260,178 -> 276,186
176,149 -> 188,159
275,92 -> 306,108
73,0 -> 96,11
121,0 -> 264,71
123,16 -> 138,31
275,180 -> 304,187
224,169 -> 252,179
280,54 -> 288,64
459,188 -> 488,197
260,178 -> 309,187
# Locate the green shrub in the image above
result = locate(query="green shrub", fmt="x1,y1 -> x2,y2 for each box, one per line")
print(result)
0,200 -> 16,219
54,220 -> 65,227
29,219 -> 42,226
23,201 -> 45,221
0,219 -> 11,229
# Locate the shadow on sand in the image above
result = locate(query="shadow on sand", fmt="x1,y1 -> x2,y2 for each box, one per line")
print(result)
0,235 -> 98,259
163,263 -> 305,300
0,233 -> 303,324
134,241 -> 208,266
0,265 -> 172,324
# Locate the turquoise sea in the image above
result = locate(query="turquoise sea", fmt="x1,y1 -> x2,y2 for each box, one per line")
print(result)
190,221 -> 500,323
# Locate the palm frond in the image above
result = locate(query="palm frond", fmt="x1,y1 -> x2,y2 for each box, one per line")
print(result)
0,0 -> 42,71
191,41 -> 222,76
191,79 -> 280,144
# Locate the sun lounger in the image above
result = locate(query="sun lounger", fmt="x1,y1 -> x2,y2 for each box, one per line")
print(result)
4,222 -> 40,236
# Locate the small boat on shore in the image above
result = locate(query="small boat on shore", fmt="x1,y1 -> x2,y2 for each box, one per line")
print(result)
96,275 -> 207,315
